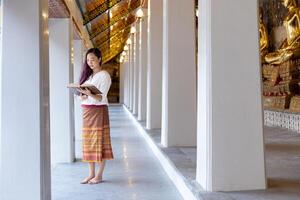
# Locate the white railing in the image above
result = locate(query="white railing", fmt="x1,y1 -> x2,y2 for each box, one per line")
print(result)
264,109 -> 300,133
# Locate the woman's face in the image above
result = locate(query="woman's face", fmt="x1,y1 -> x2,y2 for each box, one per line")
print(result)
87,53 -> 101,70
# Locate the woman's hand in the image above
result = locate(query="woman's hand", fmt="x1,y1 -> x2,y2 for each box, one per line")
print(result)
79,88 -> 92,96
80,94 -> 88,100
77,88 -> 102,101
76,89 -> 89,100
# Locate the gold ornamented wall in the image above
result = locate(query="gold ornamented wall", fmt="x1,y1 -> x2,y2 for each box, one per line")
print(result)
260,0 -> 300,112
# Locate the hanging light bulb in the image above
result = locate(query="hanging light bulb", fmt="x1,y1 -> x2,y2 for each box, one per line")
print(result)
126,38 -> 132,45
130,26 -> 136,34
136,8 -> 144,18
120,55 -> 125,62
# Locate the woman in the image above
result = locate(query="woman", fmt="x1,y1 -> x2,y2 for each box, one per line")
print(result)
78,48 -> 114,184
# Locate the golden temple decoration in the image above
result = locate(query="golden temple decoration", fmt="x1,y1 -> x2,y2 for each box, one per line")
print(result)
262,0 -> 300,111
290,94 -> 300,111
265,0 -> 300,64
259,8 -> 269,63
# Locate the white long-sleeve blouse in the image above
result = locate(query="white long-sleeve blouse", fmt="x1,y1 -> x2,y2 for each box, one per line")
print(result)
81,70 -> 112,106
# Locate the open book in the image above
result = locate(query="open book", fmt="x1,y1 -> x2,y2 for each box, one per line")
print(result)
67,83 -> 102,95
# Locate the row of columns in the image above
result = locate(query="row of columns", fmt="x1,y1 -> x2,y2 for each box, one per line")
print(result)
121,0 -> 266,193
122,0 -> 197,147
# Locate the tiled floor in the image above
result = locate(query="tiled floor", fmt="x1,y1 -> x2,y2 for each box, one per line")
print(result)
53,105 -> 300,200
51,105 -> 182,200
145,128 -> 197,183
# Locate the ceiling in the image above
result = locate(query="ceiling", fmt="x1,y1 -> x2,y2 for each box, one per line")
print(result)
48,0 -> 145,63
76,0 -> 144,63
49,0 -> 70,18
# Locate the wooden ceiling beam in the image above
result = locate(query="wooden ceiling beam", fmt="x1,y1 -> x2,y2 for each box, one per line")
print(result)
95,23 -> 132,47
89,0 -> 139,39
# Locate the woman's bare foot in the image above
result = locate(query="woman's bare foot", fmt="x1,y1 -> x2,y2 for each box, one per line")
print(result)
88,176 -> 102,184
80,175 -> 95,184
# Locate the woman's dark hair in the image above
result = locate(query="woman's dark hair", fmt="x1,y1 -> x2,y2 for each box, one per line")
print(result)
79,48 -> 102,85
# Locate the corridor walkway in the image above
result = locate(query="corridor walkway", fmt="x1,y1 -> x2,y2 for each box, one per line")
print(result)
51,105 -> 182,200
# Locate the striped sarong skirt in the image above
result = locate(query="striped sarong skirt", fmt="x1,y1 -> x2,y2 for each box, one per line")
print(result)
81,104 -> 114,162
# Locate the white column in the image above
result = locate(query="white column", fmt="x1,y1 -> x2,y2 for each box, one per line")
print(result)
119,62 -> 125,104
146,0 -> 163,129
133,28 -> 139,115
138,12 -> 148,121
123,61 -> 128,106
125,54 -> 130,107
197,0 -> 266,191
73,39 -> 84,159
161,0 -> 197,147
0,1 -> 51,199
125,50 -> 129,107
131,35 -> 135,112
129,41 -> 134,110
49,18 -> 75,164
